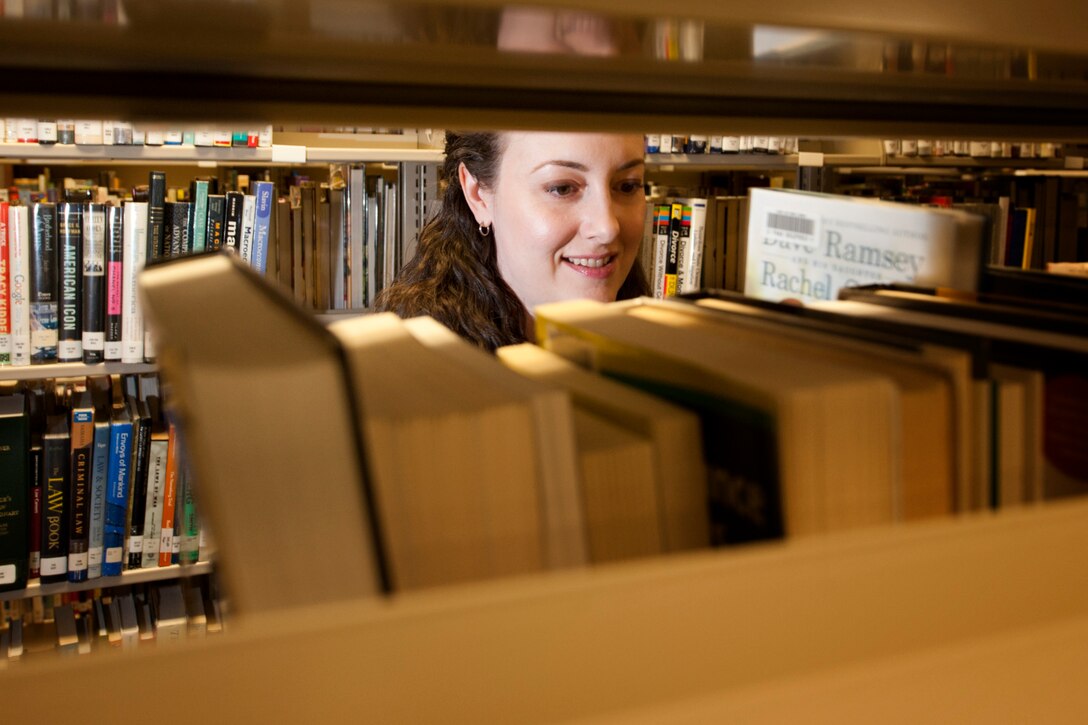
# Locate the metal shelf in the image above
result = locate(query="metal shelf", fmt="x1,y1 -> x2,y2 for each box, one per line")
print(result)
0,143 -> 443,166
0,560 -> 214,602
0,361 -> 157,381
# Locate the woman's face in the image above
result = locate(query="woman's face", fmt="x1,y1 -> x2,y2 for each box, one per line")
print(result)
476,132 -> 646,313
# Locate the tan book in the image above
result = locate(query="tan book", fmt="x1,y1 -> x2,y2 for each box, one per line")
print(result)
403,316 -> 586,569
535,298 -> 901,540
571,408 -> 662,563
497,343 -> 709,552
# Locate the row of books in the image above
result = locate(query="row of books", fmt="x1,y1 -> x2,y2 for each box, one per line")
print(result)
881,140 -> 1064,159
1,120 -> 274,148
0,575 -> 222,661
639,194 -> 752,300
137,252 -> 1088,613
646,135 -> 800,155
0,374 -> 207,594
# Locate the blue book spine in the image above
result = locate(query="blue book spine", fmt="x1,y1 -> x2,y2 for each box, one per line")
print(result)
102,415 -> 132,576
252,181 -> 274,274
87,419 -> 110,579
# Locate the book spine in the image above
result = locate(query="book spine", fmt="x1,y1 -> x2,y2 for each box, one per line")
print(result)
29,202 -> 58,364
157,423 -> 178,567
28,442 -> 42,579
103,411 -> 132,576
205,194 -> 225,251
179,458 -> 199,565
126,404 -> 151,570
146,171 -> 166,262
652,204 -> 670,299
168,201 -> 190,257
87,417 -> 110,578
223,191 -> 244,252
680,199 -> 707,293
189,180 -> 209,253
0,396 -> 28,592
104,205 -> 125,361
239,193 -> 256,264
57,202 -> 83,362
663,202 -> 683,297
9,206 -> 31,366
81,202 -> 106,364
67,403 -> 93,582
0,202 -> 11,365
140,434 -> 168,568
41,416 -> 69,584
252,180 -> 274,274
120,202 -> 148,364
348,166 -> 366,307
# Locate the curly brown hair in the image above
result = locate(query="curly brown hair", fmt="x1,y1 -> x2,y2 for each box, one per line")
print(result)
374,131 -> 648,352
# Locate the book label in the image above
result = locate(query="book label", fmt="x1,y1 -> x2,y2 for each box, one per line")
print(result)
89,547 -> 103,567
160,527 -> 174,556
127,536 -> 143,553
105,547 -> 123,564
0,564 -> 13,584
68,552 -> 88,571
40,555 -> 65,576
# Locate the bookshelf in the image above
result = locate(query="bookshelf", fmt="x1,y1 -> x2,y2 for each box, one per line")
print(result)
1,0 -> 1087,719
0,142 -> 444,166
0,561 -> 212,603
0,361 -> 156,382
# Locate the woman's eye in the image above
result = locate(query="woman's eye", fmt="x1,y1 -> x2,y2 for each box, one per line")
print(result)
616,179 -> 644,195
546,183 -> 577,197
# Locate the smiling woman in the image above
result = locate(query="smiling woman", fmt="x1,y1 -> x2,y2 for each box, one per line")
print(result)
374,131 -> 650,351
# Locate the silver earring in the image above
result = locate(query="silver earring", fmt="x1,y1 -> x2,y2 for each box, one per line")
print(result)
478,223 -> 491,237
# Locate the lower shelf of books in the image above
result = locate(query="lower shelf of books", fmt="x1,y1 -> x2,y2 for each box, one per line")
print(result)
2,497 -> 1086,722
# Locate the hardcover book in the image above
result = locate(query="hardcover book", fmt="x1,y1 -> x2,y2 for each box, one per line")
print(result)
126,397 -> 152,571
103,398 -> 133,576
188,179 -> 210,253
57,201 -> 83,362
251,180 -> 274,274
104,205 -> 125,361
9,205 -> 31,366
121,201 -> 148,364
87,381 -> 111,578
139,252 -> 384,611
146,171 -> 167,262
81,202 -> 107,364
67,389 -> 94,582
223,190 -> 244,253
205,194 -> 225,252
29,202 -> 58,364
238,193 -> 256,264
41,413 -> 70,584
0,394 -> 29,592
0,202 -> 11,365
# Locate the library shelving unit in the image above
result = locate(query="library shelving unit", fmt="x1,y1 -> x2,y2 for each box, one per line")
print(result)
2,1 -> 1088,721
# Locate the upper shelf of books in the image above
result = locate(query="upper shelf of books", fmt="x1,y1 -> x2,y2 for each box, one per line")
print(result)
0,1 -> 1086,140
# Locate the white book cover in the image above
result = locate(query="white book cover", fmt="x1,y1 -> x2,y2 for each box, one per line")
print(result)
141,438 -> 168,568
744,188 -> 984,304
0,206 -> 11,364
121,202 -> 147,363
238,193 -> 256,264
349,166 -> 366,308
678,197 -> 708,294
9,205 -> 30,365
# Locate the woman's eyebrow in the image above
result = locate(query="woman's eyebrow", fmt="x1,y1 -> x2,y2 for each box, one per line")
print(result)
531,158 -> 645,173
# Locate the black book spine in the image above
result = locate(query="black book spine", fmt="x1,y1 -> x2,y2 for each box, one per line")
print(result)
126,400 -> 152,571
68,396 -> 94,582
57,202 -> 83,362
171,201 -> 191,256
0,395 -> 29,593
28,441 -> 43,580
41,414 -> 70,584
81,202 -> 107,364
223,191 -> 244,252
29,202 -> 58,364
104,205 -> 124,361
146,171 -> 167,261
205,194 -> 225,251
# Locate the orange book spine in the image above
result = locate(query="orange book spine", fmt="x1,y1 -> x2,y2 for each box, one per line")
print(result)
158,423 -> 178,566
